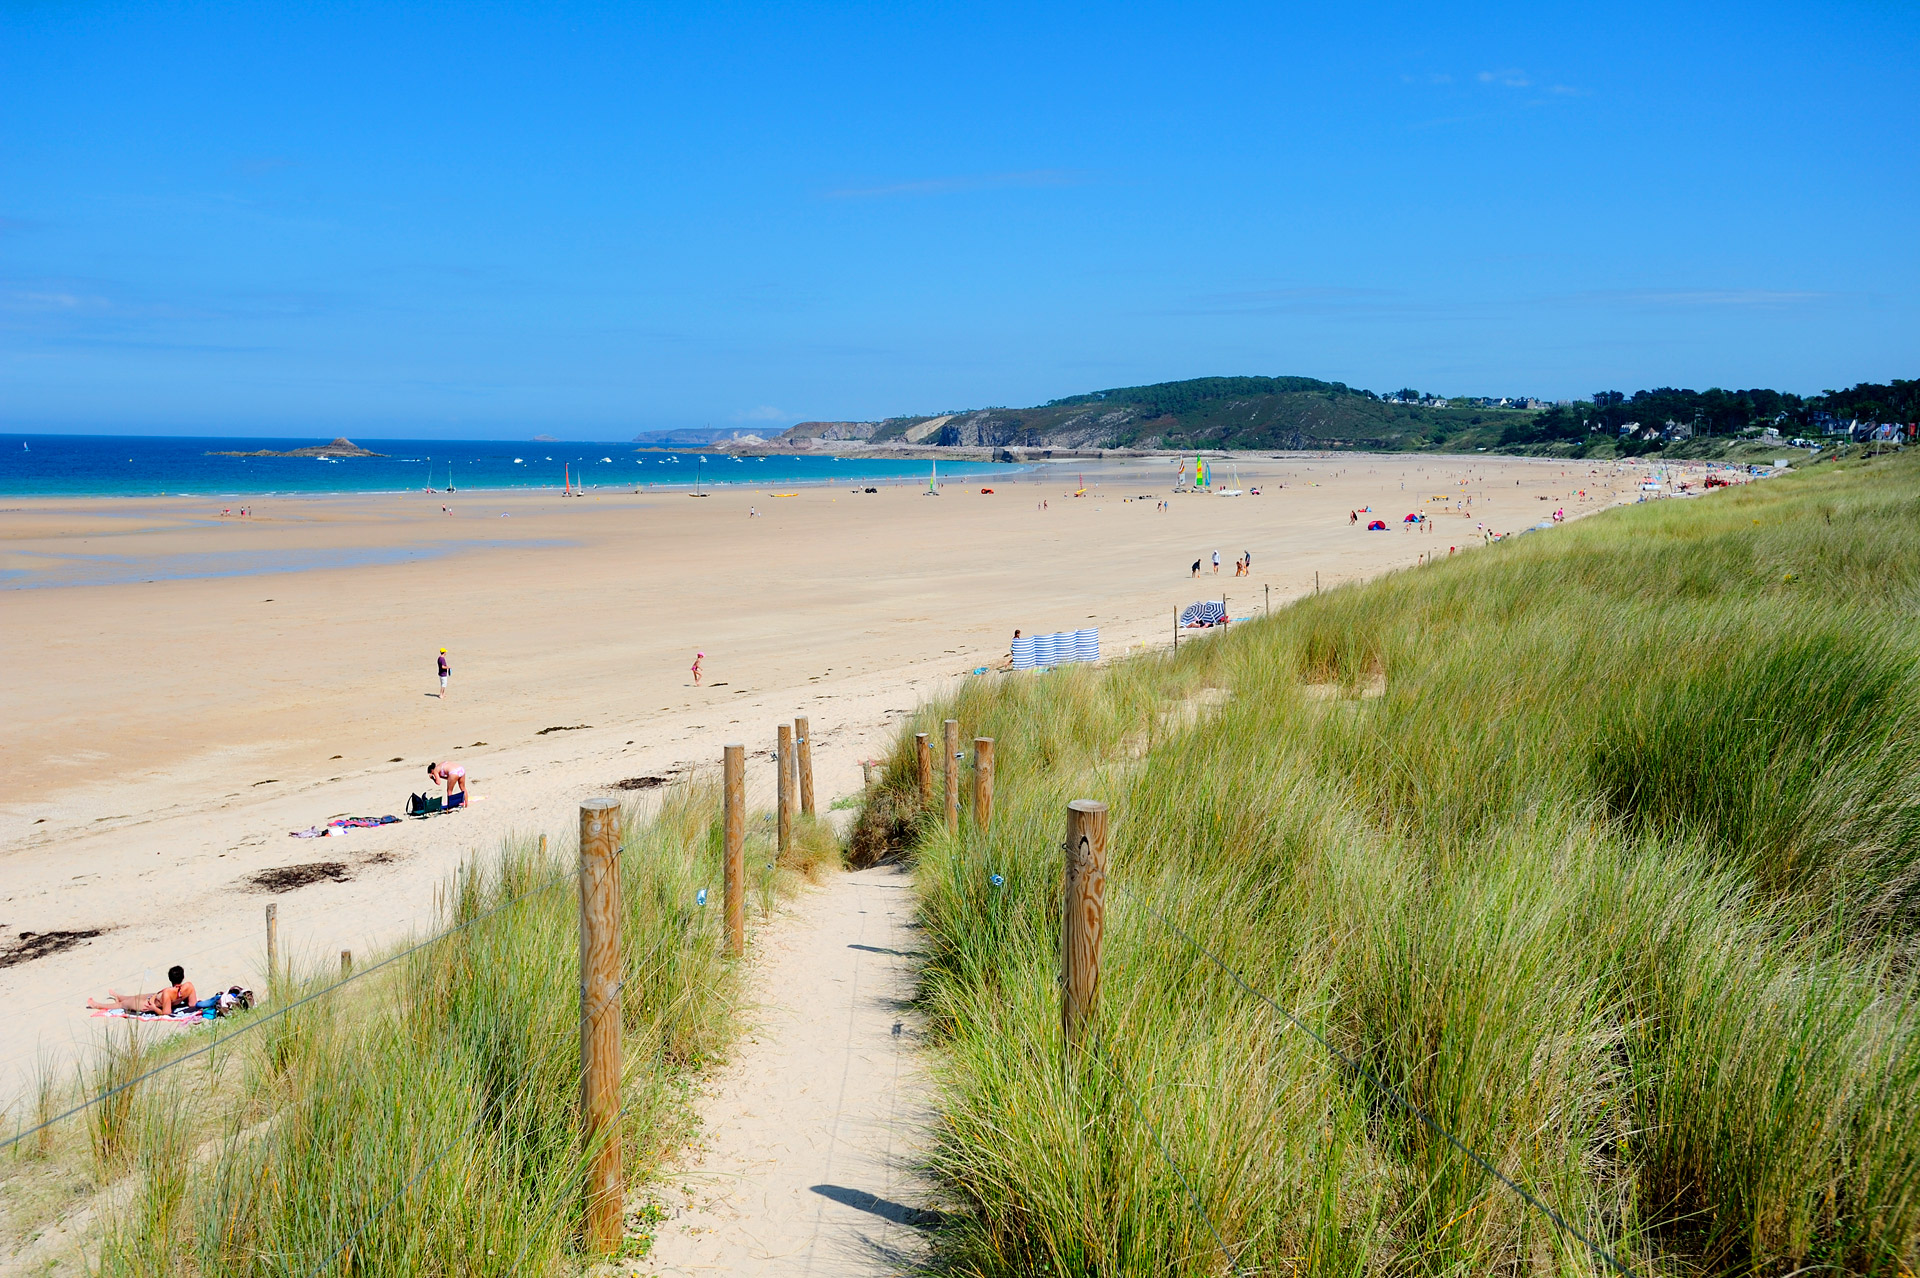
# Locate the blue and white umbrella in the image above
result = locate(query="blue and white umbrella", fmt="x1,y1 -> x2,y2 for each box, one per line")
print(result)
1180,601 -> 1227,627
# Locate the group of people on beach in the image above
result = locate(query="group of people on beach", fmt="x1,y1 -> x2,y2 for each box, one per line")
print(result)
1191,550 -> 1252,576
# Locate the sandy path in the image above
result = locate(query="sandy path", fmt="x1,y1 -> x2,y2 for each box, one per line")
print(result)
637,862 -> 933,1276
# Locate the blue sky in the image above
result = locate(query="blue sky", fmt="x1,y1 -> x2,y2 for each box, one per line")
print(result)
2,2 -> 1914,439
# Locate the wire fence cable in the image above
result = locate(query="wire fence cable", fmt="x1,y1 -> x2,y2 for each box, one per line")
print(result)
1,852 -> 594,1156
1085,1028 -> 1249,1278
1124,888 -> 1638,1278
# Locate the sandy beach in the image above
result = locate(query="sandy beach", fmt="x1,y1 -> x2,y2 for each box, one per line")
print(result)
0,452 -> 1649,1100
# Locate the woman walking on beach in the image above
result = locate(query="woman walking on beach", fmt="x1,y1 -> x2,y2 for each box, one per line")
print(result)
437,648 -> 450,700
692,651 -> 705,686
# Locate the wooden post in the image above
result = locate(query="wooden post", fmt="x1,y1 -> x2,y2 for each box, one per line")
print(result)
577,797 -> 624,1255
340,950 -> 352,977
795,716 -> 815,817
776,723 -> 793,858
943,719 -> 960,834
1265,583 -> 1270,615
265,904 -> 278,992
973,738 -> 994,828
915,732 -> 932,805
1315,570 -> 1320,594
1060,800 -> 1110,1049
861,760 -> 872,788
723,743 -> 745,957
1173,607 -> 1179,651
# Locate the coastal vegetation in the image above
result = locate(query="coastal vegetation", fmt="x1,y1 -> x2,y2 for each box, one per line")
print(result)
2,788 -> 841,1273
777,375 -> 1915,458
865,449 -> 1920,1274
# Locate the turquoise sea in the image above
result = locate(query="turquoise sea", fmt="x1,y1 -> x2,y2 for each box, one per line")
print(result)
0,434 -> 1014,498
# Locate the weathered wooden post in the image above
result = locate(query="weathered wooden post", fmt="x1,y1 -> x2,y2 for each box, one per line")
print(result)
795,716 -> 815,817
1061,800 -> 1109,1049
577,797 -> 624,1254
723,743 -> 745,957
943,719 -> 960,834
264,903 -> 278,993
915,732 -> 932,805
1265,583 -> 1270,615
973,737 -> 995,828
340,950 -> 352,977
1173,607 -> 1179,651
861,759 -> 872,788
776,723 -> 794,857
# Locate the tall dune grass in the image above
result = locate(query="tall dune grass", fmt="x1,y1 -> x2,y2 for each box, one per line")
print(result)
874,453 -> 1920,1275
3,782 -> 840,1274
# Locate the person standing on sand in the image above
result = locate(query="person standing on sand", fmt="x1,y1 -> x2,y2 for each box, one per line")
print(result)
1212,550 -> 1220,574
437,648 -> 450,699
692,651 -> 704,685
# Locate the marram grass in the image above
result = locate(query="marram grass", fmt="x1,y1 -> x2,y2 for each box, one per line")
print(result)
3,781 -> 840,1275
872,452 -> 1920,1276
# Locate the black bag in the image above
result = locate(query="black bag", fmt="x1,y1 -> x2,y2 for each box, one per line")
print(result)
407,792 -> 443,816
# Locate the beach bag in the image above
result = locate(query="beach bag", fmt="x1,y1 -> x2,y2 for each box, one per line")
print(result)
407,792 -> 443,816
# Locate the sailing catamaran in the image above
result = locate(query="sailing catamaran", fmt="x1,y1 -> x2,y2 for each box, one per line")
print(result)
926,460 -> 939,495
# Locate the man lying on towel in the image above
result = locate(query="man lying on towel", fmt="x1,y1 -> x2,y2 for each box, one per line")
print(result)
88,965 -> 196,1016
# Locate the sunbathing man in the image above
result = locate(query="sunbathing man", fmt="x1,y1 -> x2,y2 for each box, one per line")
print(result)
427,760 -> 469,809
89,965 -> 196,1015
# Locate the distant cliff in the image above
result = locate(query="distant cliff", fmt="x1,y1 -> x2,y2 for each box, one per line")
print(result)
777,377 -> 1528,453
772,374 -> 1915,456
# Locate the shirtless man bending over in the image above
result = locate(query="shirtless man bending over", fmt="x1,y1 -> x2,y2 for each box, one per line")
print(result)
89,965 -> 196,1015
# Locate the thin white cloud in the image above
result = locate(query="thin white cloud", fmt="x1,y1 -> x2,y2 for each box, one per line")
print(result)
822,169 -> 1089,200
1,288 -> 105,313
1478,69 -> 1532,88
1572,288 -> 1831,309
